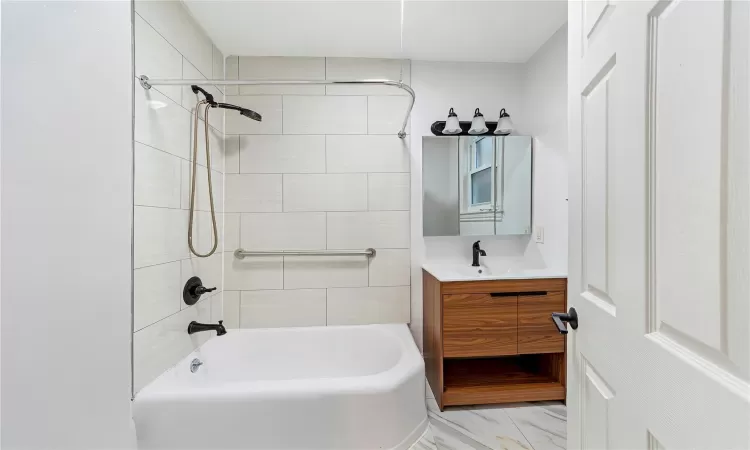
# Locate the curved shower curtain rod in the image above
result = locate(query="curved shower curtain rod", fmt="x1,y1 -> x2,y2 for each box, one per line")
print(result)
139,75 -> 415,139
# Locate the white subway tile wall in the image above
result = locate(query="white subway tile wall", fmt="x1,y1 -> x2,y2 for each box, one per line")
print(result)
225,56 -> 412,330
224,253 -> 283,291
367,173 -> 410,211
133,2 -> 227,393
222,291 -> 241,329
225,95 -> 283,134
327,286 -> 411,325
367,96 -> 412,135
225,174 -> 282,212
238,135 -> 326,174
240,290 -> 327,328
282,174 -> 367,212
238,56 -> 325,95
326,135 -> 410,173
282,96 -> 368,135
240,212 -> 327,250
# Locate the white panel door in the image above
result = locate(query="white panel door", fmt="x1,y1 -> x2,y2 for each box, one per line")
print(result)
568,1 -> 750,449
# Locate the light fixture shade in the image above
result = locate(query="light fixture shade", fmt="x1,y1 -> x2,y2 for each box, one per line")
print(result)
468,108 -> 488,135
494,108 -> 514,135
443,108 -> 461,134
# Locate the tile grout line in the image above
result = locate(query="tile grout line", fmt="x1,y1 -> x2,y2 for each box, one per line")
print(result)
503,410 -> 538,450
134,288 -> 222,334
135,256 -> 192,271
237,290 -> 242,329
178,256 -> 186,314
135,12 -> 212,81
135,140 -> 223,175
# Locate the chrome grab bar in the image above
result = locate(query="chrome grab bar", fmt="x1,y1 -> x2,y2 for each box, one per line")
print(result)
234,248 -> 376,259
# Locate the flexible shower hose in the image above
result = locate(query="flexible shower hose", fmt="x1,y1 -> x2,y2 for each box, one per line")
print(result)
187,100 -> 219,257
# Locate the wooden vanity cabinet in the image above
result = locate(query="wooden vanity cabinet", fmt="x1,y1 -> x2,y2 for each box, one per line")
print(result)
423,271 -> 567,410
443,293 -> 518,357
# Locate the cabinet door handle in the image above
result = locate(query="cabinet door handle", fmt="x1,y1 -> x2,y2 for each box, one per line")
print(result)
490,292 -> 517,297
551,307 -> 578,334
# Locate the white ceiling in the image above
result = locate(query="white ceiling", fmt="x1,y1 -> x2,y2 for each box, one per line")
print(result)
183,0 -> 567,63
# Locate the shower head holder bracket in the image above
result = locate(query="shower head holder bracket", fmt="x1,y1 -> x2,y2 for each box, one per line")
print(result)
139,75 -> 152,90
191,85 -> 216,105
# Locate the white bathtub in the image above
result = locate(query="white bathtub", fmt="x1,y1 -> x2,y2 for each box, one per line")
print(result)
133,324 -> 427,449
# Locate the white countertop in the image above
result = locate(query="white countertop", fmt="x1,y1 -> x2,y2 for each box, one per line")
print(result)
422,262 -> 567,282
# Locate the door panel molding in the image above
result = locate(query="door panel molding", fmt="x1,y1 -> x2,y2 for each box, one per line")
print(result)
648,325 -> 749,395
584,1 -> 614,45
645,0 -> 733,363
580,355 -> 615,450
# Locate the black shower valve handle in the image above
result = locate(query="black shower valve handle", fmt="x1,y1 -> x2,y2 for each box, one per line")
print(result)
183,276 -> 216,306
194,285 -> 217,295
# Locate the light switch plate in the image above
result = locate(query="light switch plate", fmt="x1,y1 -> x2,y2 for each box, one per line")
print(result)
535,226 -> 544,243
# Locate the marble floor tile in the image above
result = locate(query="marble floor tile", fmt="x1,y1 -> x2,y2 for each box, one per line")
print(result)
504,402 -> 566,450
430,418 -> 494,450
426,399 -> 533,450
411,424 -> 438,450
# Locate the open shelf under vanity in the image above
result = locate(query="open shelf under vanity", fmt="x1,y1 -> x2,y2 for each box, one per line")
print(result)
442,354 -> 565,406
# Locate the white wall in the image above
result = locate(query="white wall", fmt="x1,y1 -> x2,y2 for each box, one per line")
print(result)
1,1 -> 134,448
519,24 -> 568,273
132,1 -> 228,393
221,56 -> 411,329
408,26 -> 568,350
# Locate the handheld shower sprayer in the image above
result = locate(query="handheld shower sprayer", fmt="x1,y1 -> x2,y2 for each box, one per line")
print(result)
187,86 -> 262,258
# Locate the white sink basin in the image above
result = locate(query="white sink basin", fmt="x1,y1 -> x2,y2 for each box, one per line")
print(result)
450,265 -> 495,278
422,262 -> 567,282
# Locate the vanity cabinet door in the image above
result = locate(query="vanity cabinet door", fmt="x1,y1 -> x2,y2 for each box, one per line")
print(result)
443,293 -> 517,357
517,291 -> 565,354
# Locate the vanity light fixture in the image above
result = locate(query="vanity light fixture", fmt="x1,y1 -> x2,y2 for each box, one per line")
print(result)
468,108 -> 488,135
494,108 -> 514,135
443,108 -> 462,134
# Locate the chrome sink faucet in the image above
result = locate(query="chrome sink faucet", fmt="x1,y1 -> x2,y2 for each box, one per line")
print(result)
472,241 -> 487,267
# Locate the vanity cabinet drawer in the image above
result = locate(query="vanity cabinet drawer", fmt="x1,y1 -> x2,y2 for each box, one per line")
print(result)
443,293 -> 517,357
518,291 -> 565,354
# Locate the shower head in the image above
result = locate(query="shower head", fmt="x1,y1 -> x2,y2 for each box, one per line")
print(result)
240,108 -> 262,121
214,102 -> 262,122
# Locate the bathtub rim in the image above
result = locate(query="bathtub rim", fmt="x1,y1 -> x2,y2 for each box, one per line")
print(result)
135,323 -> 424,402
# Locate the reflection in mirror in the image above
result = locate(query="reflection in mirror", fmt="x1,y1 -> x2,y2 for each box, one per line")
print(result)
423,136 -> 532,237
459,136 -> 496,236
497,136 -> 532,235
422,137 -> 459,236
